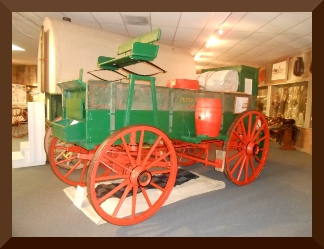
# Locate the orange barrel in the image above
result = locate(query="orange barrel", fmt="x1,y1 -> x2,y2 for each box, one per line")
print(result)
195,98 -> 222,137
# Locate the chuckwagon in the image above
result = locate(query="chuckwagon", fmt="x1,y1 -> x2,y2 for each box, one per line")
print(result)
45,28 -> 270,225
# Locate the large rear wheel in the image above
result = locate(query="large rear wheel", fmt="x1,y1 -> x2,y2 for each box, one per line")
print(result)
87,125 -> 178,225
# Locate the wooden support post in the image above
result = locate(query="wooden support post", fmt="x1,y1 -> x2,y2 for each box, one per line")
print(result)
280,128 -> 295,150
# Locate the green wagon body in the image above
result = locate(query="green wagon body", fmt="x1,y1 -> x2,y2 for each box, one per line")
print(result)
51,65 -> 258,150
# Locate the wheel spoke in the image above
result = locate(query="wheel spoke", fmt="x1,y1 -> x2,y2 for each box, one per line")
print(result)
131,185 -> 138,218
244,155 -> 249,182
98,179 -> 129,205
247,113 -> 252,139
142,136 -> 162,165
63,159 -> 82,178
255,135 -> 266,145
55,154 -> 78,166
120,135 -> 135,167
252,123 -> 266,141
94,173 -> 128,183
102,154 -> 132,173
149,181 -> 165,192
136,129 -> 145,165
236,155 -> 247,182
112,183 -> 132,218
249,155 -> 256,175
250,115 -> 261,138
79,160 -> 88,185
228,150 -> 244,163
229,152 -> 245,175
97,160 -> 118,174
232,130 -> 246,145
140,186 -> 152,207
239,120 -> 247,141
150,169 -> 171,175
253,154 -> 262,163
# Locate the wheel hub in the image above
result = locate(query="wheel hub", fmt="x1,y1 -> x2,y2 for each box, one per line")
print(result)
246,142 -> 260,155
130,166 -> 152,187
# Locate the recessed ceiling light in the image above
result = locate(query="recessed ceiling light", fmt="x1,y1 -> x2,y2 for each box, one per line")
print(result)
206,36 -> 218,48
12,45 -> 25,51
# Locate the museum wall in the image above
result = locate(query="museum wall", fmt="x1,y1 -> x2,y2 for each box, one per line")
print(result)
39,17 -> 197,93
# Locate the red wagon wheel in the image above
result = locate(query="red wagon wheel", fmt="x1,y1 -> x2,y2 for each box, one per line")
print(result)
224,110 -> 270,186
12,107 -> 28,138
87,125 -> 178,226
44,116 -> 62,158
49,137 -> 91,186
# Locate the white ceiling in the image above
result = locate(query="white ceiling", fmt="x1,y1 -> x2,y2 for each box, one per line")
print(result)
12,12 -> 312,71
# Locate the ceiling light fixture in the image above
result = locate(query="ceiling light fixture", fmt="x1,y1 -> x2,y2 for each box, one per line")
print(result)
194,54 -> 201,60
63,17 -> 72,22
206,36 -> 218,48
192,12 -> 232,69
12,44 -> 25,51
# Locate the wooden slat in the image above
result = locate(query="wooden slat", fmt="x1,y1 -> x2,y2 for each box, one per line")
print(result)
118,28 -> 161,55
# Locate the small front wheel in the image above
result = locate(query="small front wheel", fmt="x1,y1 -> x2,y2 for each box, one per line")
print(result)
224,110 -> 270,186
49,137 -> 90,186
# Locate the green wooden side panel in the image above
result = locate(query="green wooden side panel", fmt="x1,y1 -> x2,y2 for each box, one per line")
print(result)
66,98 -> 84,120
85,109 -> 111,148
118,28 -> 161,54
51,118 -> 86,143
114,110 -> 169,133
169,111 -> 196,139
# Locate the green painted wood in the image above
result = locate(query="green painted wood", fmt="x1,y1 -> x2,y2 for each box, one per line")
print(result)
98,43 -> 159,69
66,98 -> 84,120
118,28 -> 161,54
97,29 -> 161,70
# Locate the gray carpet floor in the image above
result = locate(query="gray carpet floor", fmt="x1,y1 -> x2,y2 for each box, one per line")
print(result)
12,136 -> 312,237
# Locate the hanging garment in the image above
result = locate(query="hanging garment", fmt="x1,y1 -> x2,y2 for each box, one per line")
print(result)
293,57 -> 305,77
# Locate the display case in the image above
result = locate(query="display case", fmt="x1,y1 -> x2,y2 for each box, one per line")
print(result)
258,79 -> 311,128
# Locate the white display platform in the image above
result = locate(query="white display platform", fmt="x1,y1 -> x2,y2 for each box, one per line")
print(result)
64,169 -> 226,225
12,102 -> 46,168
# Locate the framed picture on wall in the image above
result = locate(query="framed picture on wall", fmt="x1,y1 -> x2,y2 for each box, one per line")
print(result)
271,60 -> 288,81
